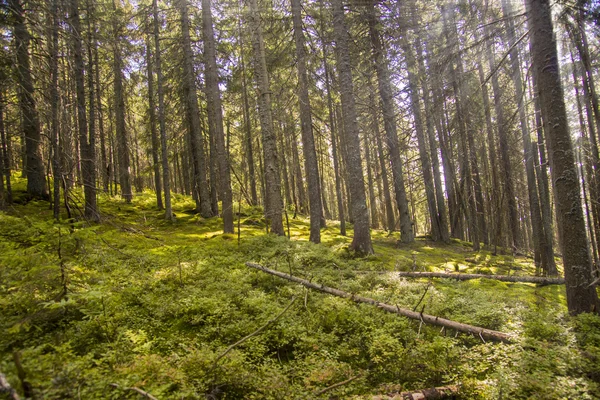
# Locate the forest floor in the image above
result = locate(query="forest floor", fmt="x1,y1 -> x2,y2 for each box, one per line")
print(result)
1,179 -> 600,399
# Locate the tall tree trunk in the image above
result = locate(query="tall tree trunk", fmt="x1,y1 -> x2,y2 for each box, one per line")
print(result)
442,4 -> 479,249
398,27 -> 441,241
415,36 -> 450,243
146,37 -> 163,210
248,0 -> 284,235
71,0 -> 98,220
178,0 -> 211,216
152,0 -> 173,220
527,0 -> 599,314
50,0 -> 60,219
367,0 -> 413,243
486,32 -> 519,250
291,0 -> 323,242
502,0 -> 555,272
202,0 -> 234,233
332,0 -> 373,254
112,0 -> 132,203
238,19 -> 258,207
10,0 -> 47,199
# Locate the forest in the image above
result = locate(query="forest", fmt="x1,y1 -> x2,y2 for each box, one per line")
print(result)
1,0 -> 600,398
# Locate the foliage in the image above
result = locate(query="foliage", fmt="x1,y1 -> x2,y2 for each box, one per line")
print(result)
0,184 -> 599,399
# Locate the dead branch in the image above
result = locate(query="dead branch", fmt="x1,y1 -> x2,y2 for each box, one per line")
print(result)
0,373 -> 20,400
313,374 -> 362,397
396,271 -> 564,285
245,262 -> 513,343
373,385 -> 460,399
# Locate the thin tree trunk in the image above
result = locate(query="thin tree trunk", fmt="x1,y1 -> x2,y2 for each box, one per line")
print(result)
50,0 -> 60,218
367,0 -> 413,243
72,0 -> 98,220
112,0 -> 132,203
291,0 -> 323,242
202,0 -> 234,232
332,0 -> 372,253
146,37 -> 163,209
178,0 -> 211,216
248,0 -> 284,235
152,0 -> 173,220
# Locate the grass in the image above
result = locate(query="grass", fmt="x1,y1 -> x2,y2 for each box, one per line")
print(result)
0,178 -> 598,399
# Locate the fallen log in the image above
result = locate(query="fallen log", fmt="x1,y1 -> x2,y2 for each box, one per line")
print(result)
245,262 -> 513,343
396,271 -> 564,285
373,385 -> 460,399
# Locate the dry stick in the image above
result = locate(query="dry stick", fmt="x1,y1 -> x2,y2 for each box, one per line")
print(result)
312,374 -> 362,397
396,271 -> 564,285
246,263 -> 513,343
109,383 -> 158,400
213,296 -> 297,366
0,372 -> 20,400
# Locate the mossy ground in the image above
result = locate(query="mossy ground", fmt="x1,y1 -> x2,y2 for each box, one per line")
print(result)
1,178 -> 599,399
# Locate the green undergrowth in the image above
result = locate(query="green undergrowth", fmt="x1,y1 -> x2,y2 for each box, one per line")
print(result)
1,181 -> 599,399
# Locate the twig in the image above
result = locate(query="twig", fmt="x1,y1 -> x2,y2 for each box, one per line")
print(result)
213,296 -> 296,366
313,374 -> 362,397
412,283 -> 431,312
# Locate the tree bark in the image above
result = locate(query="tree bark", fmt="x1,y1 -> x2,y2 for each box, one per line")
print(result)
527,0 -> 599,314
292,0 -> 322,242
112,0 -> 132,203
71,0 -> 98,220
202,0 -> 234,233
178,0 -> 211,217
146,37 -> 163,210
248,0 -> 284,235
367,0 -> 413,243
152,0 -> 173,220
332,0 -> 373,254
10,0 -> 48,199
396,271 -> 565,285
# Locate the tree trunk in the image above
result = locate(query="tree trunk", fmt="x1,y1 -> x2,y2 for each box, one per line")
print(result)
238,19 -> 258,207
178,0 -> 211,217
146,37 -> 163,210
71,0 -> 98,220
202,0 -> 234,233
501,0 -> 551,271
291,0 -> 322,242
367,0 -> 413,243
320,9 -> 346,235
415,36 -> 450,243
10,0 -> 47,199
527,0 -> 599,314
398,25 -> 441,241
152,0 -> 173,220
112,0 -> 132,203
248,0 -> 284,235
49,0 -> 59,218
332,0 -> 373,254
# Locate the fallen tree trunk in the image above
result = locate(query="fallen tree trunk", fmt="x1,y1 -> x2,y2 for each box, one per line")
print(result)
396,271 -> 564,285
373,385 -> 460,399
245,262 -> 513,343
